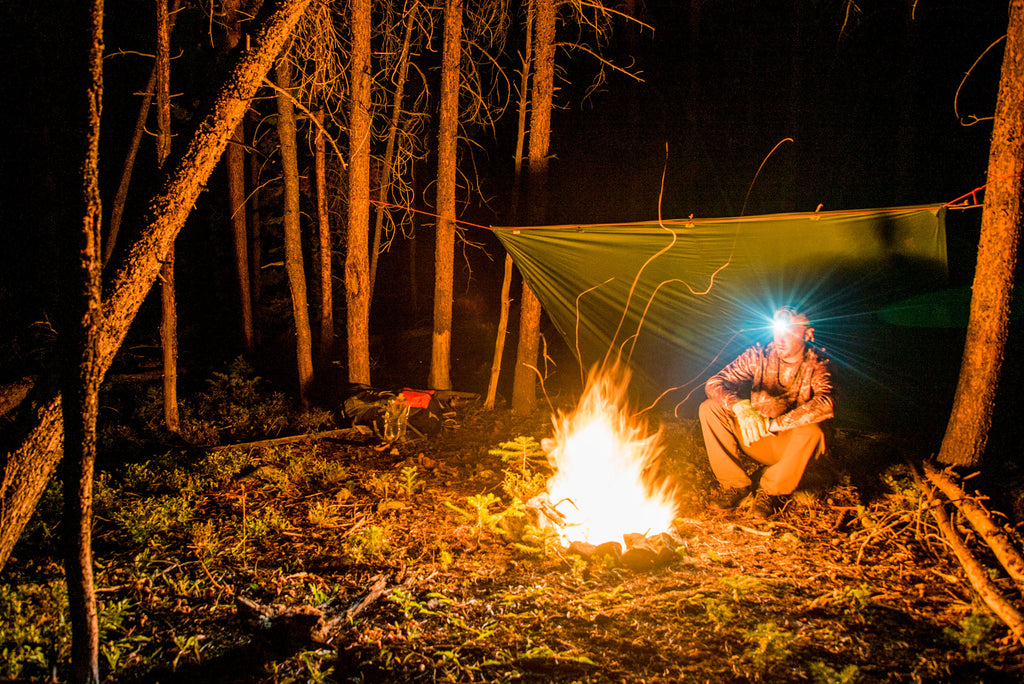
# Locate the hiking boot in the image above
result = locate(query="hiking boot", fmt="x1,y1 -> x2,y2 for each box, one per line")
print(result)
707,486 -> 750,511
750,489 -> 777,519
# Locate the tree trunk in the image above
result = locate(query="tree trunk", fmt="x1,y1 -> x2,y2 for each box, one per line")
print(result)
511,2 -> 532,224
430,0 -> 462,391
485,254 -> 514,409
0,0 -> 313,574
62,0 -> 104,679
102,0 -> 181,269
409,216 -> 419,312
346,0 -> 373,385
157,0 -> 179,433
512,0 -> 554,414
248,109 -> 264,316
486,4 -> 532,410
370,2 -> 418,299
275,53 -> 314,406
314,108 -> 334,368
937,0 -> 1024,467
226,0 -> 254,355
160,254 -> 179,432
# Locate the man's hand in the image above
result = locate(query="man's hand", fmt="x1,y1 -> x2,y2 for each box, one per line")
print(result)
732,400 -> 770,447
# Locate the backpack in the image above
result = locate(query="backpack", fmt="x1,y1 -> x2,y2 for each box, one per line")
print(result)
340,385 -> 444,441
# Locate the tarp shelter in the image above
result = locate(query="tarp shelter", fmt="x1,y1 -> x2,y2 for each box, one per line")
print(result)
494,205 -> 958,433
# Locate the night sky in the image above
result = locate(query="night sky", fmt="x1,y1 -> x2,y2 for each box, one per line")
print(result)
543,1 -> 1007,224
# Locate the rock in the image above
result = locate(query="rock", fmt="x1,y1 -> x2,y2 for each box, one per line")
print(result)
593,541 -> 623,565
568,540 -> 597,557
621,546 -> 658,571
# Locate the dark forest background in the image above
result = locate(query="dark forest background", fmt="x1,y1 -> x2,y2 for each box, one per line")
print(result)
0,0 -> 1014,407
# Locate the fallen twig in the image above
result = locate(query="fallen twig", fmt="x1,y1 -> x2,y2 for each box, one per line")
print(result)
924,461 -> 1024,597
909,463 -> 1024,644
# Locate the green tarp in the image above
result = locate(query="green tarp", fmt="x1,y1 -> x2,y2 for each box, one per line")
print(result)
878,285 -> 1022,328
494,205 -> 954,432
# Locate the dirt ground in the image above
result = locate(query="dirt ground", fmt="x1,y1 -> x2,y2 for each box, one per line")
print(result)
5,389 -> 1024,683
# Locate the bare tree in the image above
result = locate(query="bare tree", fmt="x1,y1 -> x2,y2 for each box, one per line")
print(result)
225,0 -> 256,355
275,50 -> 315,405
285,1 -> 346,377
509,0 -> 645,413
313,106 -> 335,368
0,0 -> 314,574
511,0 -> 553,414
485,3 -> 533,409
369,1 -> 422,298
61,0 -> 104,678
938,0 -> 1024,467
430,0 -> 463,391
346,0 -> 373,385
157,0 -> 179,433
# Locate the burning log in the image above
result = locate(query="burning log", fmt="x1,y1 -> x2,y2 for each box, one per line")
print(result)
533,365 -> 680,549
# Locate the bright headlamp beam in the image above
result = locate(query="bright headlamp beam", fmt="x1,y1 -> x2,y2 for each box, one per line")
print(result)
772,318 -> 791,336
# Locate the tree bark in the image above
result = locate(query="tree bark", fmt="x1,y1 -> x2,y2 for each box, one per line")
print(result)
314,108 -> 334,368
61,0 -> 104,679
485,254 -> 514,409
430,0 -> 462,391
157,0 -> 179,433
346,0 -> 373,385
510,1 -> 532,224
487,5 -> 531,410
275,53 -> 315,406
225,0 -> 255,355
512,0 -> 554,414
370,2 -> 418,300
937,0 -> 1024,467
248,109 -> 264,314
0,0 -> 313,574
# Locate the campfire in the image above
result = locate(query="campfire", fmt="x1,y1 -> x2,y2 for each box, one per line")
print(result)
534,364 -> 679,558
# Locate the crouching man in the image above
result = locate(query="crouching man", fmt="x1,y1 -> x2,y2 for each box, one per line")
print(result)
699,306 -> 834,518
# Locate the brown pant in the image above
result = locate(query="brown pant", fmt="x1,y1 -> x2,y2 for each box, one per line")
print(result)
698,399 -> 825,496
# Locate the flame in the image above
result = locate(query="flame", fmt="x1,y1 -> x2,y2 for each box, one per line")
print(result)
543,365 -> 678,546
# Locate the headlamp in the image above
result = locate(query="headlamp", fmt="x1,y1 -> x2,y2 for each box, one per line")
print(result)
771,306 -> 810,337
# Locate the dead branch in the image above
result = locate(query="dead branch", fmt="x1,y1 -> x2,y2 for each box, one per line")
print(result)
910,463 -> 1024,643
345,573 -> 390,619
924,461 -> 1024,597
316,571 -> 417,643
207,427 -> 367,451
237,571 -> 413,648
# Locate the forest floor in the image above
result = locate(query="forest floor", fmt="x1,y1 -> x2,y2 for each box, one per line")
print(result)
4,364 -> 1024,683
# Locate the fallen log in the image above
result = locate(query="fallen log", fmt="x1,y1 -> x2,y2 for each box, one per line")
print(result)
924,461 -> 1024,597
910,463 -> 1024,643
206,427 -> 368,451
